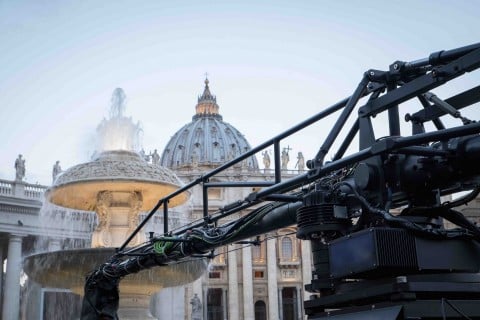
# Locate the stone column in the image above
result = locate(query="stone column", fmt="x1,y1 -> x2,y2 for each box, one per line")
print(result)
301,240 -> 312,288
267,235 -> 279,319
202,287 -> 208,320
2,234 -> 23,320
296,286 -> 303,319
0,244 -> 4,309
278,288 -> 283,320
222,289 -> 228,319
227,246 -> 239,320
242,244 -> 254,320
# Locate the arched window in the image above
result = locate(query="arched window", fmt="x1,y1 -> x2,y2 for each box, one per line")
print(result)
281,237 -> 293,261
254,300 -> 267,320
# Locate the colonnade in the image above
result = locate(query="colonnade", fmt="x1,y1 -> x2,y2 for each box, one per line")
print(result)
193,234 -> 312,319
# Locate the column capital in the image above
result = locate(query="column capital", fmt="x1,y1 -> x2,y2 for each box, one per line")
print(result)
9,233 -> 24,237
265,232 -> 277,238
8,233 -> 25,241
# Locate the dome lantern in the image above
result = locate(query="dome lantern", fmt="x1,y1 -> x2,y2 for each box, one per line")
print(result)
194,77 -> 221,120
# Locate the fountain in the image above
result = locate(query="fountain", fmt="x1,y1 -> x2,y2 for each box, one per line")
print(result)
24,88 -> 207,319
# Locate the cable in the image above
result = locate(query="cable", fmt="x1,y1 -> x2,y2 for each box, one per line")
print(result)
209,231 -> 297,260
339,182 -> 474,240
442,187 -> 480,209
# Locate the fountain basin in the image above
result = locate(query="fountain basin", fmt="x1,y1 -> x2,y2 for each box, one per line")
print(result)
24,248 -> 208,295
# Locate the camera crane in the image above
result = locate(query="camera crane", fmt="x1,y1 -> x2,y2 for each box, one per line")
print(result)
81,43 -> 480,319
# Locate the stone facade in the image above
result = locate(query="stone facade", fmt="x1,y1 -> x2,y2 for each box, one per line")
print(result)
153,80 -> 313,319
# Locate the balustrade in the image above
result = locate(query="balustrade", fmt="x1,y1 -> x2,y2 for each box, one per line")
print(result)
0,179 -> 13,196
0,179 -> 47,200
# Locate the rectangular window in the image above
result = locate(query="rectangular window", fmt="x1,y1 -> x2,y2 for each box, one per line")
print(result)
254,270 -> 264,279
209,271 -> 221,279
208,188 -> 222,200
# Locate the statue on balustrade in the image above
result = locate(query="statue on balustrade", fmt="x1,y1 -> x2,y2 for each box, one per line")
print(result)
295,152 -> 305,172
14,154 -> 25,181
281,147 -> 290,170
151,149 -> 160,165
52,161 -> 62,182
262,150 -> 271,170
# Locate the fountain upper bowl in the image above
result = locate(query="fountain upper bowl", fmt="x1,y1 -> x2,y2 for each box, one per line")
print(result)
47,150 -> 188,211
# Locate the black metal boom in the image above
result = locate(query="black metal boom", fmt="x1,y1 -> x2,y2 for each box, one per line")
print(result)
82,42 -> 480,320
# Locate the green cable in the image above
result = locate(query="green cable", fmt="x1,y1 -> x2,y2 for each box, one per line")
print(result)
153,239 -> 175,255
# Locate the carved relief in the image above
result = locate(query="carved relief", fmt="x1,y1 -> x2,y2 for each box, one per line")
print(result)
127,191 -> 143,246
92,191 -> 113,247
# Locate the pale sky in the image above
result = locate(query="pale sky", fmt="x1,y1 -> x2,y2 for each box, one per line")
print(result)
0,0 -> 479,185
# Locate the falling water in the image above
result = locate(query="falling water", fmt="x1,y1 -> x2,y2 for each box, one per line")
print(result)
34,202 -> 96,253
22,201 -> 97,319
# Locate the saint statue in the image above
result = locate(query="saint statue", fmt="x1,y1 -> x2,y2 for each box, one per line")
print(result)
262,151 -> 271,169
52,160 -> 62,182
139,149 -> 150,162
295,152 -> 305,172
151,149 -> 160,165
190,293 -> 202,320
281,148 -> 290,170
14,154 -> 25,181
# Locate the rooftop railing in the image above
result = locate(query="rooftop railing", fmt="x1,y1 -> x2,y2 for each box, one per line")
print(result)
0,179 -> 47,200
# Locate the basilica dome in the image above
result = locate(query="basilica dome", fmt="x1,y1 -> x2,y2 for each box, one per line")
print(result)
160,79 -> 258,169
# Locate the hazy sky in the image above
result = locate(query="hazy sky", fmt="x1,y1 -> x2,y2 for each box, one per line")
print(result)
0,0 -> 479,185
